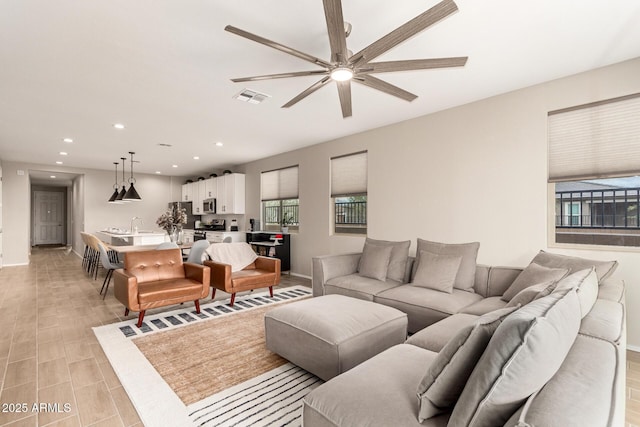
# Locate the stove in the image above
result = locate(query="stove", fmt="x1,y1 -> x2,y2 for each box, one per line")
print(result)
196,219 -> 226,231
193,230 -> 208,241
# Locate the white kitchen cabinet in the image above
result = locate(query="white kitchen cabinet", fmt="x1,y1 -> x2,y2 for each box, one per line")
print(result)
192,181 -> 207,215
204,177 -> 216,199
206,231 -> 246,243
181,183 -> 193,202
215,173 -> 245,214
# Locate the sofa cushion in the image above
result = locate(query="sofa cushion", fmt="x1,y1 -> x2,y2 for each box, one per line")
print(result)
505,334 -> 617,427
365,238 -> 411,282
554,267 -> 598,318
413,239 -> 480,292
531,250 -> 618,282
375,285 -> 483,333
358,242 -> 392,281
449,287 -> 581,427
406,313 -> 479,353
411,250 -> 461,293
325,274 -> 403,301
579,299 -> 624,344
458,296 -> 507,316
505,280 -> 556,308
501,262 -> 568,302
303,344 -> 445,427
416,306 -> 518,422
598,280 -> 625,303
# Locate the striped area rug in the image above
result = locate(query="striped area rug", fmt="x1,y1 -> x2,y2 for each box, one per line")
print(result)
93,286 -> 321,427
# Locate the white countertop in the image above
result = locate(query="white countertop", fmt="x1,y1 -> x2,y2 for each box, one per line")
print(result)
98,230 -> 166,238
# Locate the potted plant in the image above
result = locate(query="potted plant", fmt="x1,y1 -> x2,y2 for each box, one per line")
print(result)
156,205 -> 187,243
281,212 -> 293,233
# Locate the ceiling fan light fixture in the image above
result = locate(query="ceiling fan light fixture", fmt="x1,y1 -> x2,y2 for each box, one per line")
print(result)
330,67 -> 353,82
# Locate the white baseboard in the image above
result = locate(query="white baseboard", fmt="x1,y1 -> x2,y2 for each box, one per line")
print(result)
627,344 -> 640,353
1,262 -> 30,267
290,272 -> 312,280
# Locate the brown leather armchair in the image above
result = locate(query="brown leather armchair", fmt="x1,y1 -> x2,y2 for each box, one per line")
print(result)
113,248 -> 210,327
203,256 -> 281,306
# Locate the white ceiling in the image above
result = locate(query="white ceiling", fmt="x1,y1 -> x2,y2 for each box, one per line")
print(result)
1,0 -> 640,179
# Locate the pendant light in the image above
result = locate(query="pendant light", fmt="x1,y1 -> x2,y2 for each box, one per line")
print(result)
108,162 -> 121,203
115,157 -> 128,202
123,151 -> 142,201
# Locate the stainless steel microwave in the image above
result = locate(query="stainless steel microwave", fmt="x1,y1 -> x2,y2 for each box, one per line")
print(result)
203,198 -> 216,214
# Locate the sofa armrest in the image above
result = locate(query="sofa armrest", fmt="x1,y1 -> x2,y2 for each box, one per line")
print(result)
255,256 -> 281,277
113,268 -> 140,310
203,260 -> 232,291
312,253 -> 361,297
184,262 -> 211,298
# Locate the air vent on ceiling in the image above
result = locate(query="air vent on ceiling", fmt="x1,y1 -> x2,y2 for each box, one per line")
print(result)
234,89 -> 271,104
157,143 -> 172,147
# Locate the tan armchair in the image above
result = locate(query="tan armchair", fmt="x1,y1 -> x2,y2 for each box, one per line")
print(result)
113,248 -> 210,327
203,256 -> 281,306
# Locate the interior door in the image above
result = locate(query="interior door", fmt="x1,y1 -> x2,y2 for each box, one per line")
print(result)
33,190 -> 65,245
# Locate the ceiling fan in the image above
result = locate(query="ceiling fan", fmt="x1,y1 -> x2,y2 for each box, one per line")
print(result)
225,0 -> 467,118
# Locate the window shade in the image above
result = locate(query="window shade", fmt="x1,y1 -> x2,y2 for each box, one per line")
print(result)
261,166 -> 299,201
331,151 -> 367,197
548,93 -> 640,182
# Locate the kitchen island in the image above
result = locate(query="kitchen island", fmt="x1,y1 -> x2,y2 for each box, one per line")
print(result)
96,230 -> 167,246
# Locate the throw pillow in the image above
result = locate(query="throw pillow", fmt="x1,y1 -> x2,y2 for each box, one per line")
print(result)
531,250 -> 618,283
416,306 -> 518,422
448,287 -> 582,427
364,238 -> 411,282
411,250 -> 462,293
553,267 -> 598,318
358,242 -> 393,281
501,262 -> 568,302
413,239 -> 480,292
505,280 -> 556,308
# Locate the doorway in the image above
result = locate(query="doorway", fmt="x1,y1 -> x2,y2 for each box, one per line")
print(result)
33,189 -> 66,246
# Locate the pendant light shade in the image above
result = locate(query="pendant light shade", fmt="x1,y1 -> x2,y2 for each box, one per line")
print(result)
123,151 -> 142,201
108,162 -> 121,203
115,157 -> 128,202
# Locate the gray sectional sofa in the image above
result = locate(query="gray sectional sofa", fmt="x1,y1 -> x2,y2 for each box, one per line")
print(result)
306,240 -> 625,426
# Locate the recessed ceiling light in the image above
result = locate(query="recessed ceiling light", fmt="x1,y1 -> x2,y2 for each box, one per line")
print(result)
63,138 -> 73,143
113,123 -> 125,129
59,151 -> 68,156
155,171 -> 161,174
193,156 -> 200,160
215,142 -> 223,147
56,161 -> 63,165
172,165 -> 178,168
50,175 -> 56,179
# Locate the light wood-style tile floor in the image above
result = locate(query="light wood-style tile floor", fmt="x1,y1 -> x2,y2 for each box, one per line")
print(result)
0,246 -> 310,426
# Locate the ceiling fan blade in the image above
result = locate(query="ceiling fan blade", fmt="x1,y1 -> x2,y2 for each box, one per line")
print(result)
232,70 -> 329,83
350,0 -> 459,66
282,76 -> 332,108
323,0 -> 349,64
354,75 -> 417,102
336,80 -> 352,118
225,25 -> 331,68
357,57 -> 467,74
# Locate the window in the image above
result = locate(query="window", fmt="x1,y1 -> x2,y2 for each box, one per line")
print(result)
331,151 -> 367,234
261,166 -> 299,231
549,93 -> 640,247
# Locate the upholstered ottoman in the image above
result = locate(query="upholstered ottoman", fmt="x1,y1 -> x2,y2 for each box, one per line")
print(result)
265,294 -> 408,381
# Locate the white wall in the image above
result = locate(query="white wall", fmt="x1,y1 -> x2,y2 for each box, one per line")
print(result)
1,161 -> 184,265
240,57 -> 640,346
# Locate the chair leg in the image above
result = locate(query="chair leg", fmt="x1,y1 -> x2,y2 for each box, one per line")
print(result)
211,288 -> 216,299
229,293 -> 236,306
124,308 -> 129,316
137,311 -> 146,328
194,300 -> 201,314
269,286 -> 273,297
101,269 -> 113,300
